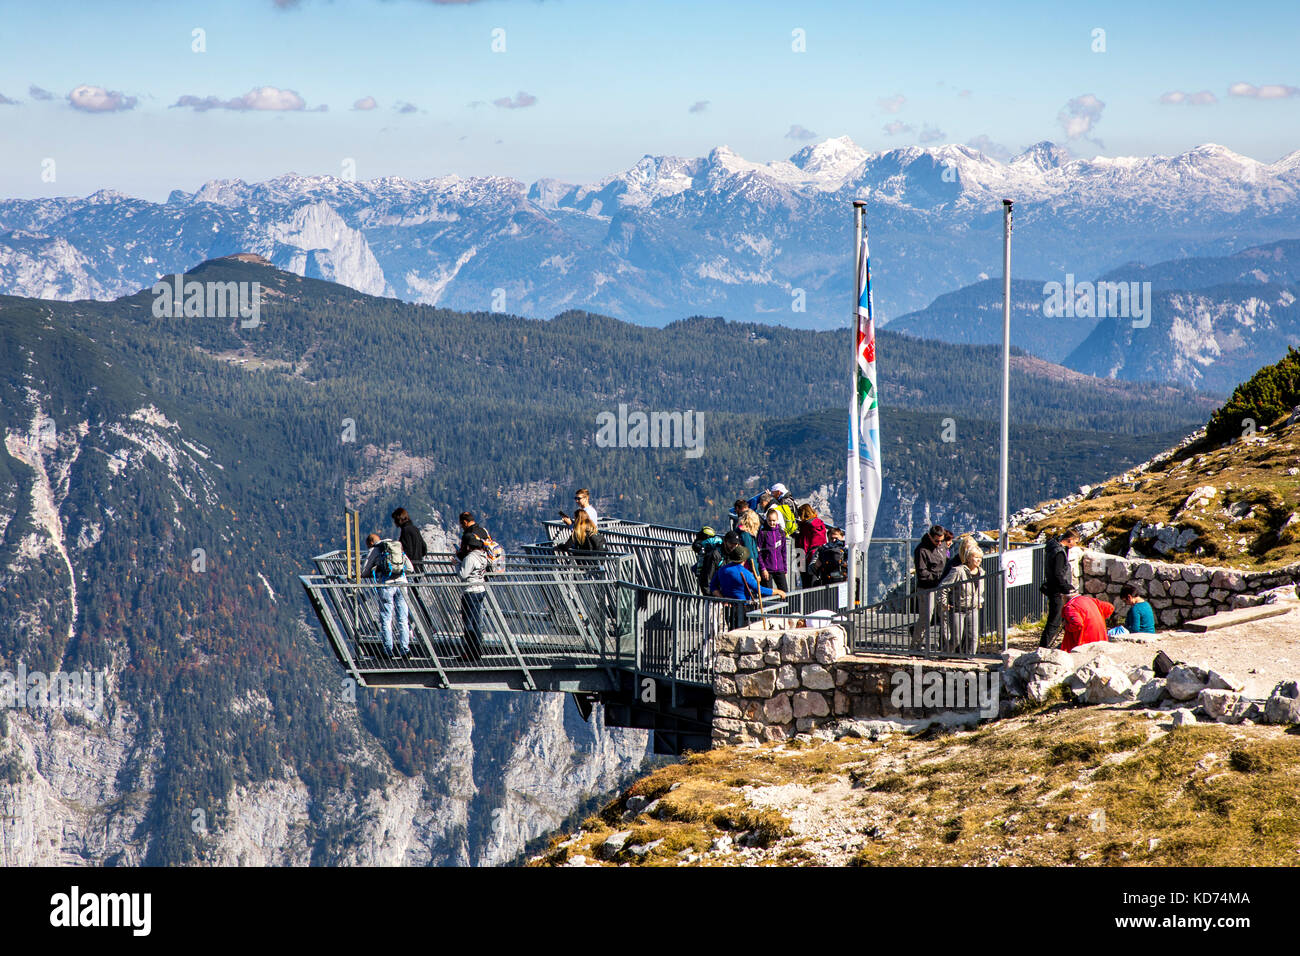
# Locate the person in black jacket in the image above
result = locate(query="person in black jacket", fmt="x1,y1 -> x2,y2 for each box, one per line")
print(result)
1039,528 -> 1080,648
392,507 -> 428,571
456,511 -> 492,561
910,525 -> 948,650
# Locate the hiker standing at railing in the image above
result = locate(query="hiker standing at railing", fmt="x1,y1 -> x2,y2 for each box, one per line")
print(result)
794,504 -> 828,589
737,509 -> 764,582
392,507 -> 427,571
940,537 -> 984,655
560,488 -> 599,528
910,525 -> 948,651
458,534 -> 490,662
361,531 -> 414,658
757,508 -> 790,593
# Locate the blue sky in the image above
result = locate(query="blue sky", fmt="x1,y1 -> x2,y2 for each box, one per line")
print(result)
1,0 -> 1298,199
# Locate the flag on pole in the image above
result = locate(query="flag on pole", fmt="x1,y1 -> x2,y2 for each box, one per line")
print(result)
845,224 -> 882,553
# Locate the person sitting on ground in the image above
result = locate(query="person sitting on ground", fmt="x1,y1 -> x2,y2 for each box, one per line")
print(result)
757,507 -> 790,593
361,531 -> 414,658
392,507 -> 427,572
794,504 -> 828,588
458,533 -> 490,661
809,527 -> 848,585
560,488 -> 599,527
1107,583 -> 1155,637
709,542 -> 785,601
692,526 -> 726,595
456,511 -> 492,561
1060,593 -> 1114,653
939,536 -> 984,655
737,509 -> 763,581
1039,527 -> 1081,649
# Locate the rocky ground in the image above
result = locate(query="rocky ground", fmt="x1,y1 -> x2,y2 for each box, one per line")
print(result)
533,608 -> 1300,868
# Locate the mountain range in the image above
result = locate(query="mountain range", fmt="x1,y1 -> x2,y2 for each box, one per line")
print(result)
4,139 -> 1300,328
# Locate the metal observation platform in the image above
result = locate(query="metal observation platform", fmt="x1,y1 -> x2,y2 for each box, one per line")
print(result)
300,519 -> 1037,754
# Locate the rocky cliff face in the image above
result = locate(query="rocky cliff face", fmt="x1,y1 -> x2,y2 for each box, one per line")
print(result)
0,366 -> 650,867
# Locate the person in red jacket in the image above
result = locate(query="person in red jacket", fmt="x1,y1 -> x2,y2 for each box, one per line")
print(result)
795,504 -> 828,588
1060,594 -> 1114,652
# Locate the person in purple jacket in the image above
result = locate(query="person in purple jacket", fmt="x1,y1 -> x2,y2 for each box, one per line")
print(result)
757,508 -> 790,593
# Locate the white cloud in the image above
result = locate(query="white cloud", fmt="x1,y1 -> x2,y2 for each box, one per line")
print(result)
352,96 -> 378,111
917,124 -> 945,144
784,124 -> 817,140
68,84 -> 138,113
877,93 -> 906,114
28,85 -> 54,101
882,120 -> 913,136
1229,82 -> 1299,99
689,100 -> 709,114
493,91 -> 537,109
1160,90 -> 1217,105
172,86 -> 309,111
1057,93 -> 1105,144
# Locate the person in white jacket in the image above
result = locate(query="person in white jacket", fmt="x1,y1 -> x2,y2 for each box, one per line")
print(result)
361,532 -> 414,657
459,537 -> 490,661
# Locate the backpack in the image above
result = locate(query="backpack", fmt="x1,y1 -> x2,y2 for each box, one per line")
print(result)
372,539 -> 407,581
478,532 -> 505,572
775,498 -> 799,537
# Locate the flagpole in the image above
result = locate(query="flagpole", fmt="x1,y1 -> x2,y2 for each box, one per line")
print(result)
849,200 -> 866,606
998,199 -> 1013,650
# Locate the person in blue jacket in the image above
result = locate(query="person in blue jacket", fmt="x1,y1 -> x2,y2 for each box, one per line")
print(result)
1107,583 -> 1156,637
709,543 -> 786,601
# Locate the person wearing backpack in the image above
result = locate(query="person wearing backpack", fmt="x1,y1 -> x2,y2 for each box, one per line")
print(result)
756,508 -> 789,593
458,535 -> 490,662
692,526 -> 725,595
392,507 -> 427,571
457,511 -> 490,560
361,531 -> 414,657
810,527 -> 848,585
773,491 -> 800,538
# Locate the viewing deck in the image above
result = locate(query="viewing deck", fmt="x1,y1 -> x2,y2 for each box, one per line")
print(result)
301,518 -> 1042,753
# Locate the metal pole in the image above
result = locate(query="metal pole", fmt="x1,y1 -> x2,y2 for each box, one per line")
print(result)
999,199 -> 1013,650
848,200 -> 865,607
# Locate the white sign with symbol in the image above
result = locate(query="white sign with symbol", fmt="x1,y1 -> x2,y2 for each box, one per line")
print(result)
1001,548 -> 1033,589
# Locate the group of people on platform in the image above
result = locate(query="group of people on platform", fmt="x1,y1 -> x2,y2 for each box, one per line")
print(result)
910,523 -> 1157,656
689,483 -> 849,604
352,486 -> 1160,664
358,505 -> 502,661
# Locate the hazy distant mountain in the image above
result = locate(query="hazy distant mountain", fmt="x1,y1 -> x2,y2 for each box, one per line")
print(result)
3,139 -> 1300,326
886,278 -> 1095,364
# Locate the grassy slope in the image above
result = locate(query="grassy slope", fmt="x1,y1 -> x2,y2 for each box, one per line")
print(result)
533,706 -> 1300,867
1017,419 -> 1300,569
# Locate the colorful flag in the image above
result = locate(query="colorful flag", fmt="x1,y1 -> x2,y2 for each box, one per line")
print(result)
845,223 -> 882,554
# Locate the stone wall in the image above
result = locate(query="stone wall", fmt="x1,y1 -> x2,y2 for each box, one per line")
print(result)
711,624 -> 995,747
1079,550 -> 1300,627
